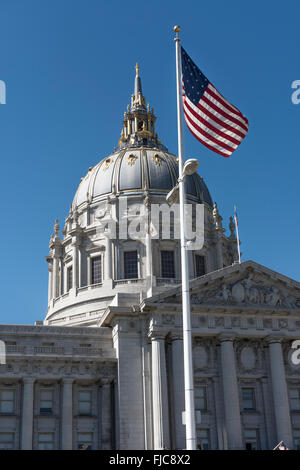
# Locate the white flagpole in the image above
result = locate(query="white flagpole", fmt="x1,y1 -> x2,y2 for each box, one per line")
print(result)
234,204 -> 241,264
174,25 -> 196,450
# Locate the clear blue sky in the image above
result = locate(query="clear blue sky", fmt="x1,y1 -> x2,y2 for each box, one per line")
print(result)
0,0 -> 299,324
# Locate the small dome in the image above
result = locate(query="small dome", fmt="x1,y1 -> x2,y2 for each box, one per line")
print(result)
73,148 -> 213,208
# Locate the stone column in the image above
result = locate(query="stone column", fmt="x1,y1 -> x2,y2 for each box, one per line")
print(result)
52,256 -> 60,298
105,239 -> 112,281
151,334 -> 170,449
171,335 -> 185,450
61,378 -> 74,450
268,337 -> 293,449
216,235 -> 223,269
102,380 -> 112,449
72,243 -> 78,290
48,263 -> 53,303
219,336 -> 243,449
21,378 -> 35,450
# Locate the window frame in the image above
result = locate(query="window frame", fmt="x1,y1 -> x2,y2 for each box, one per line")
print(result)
67,265 -> 73,291
123,250 -> 138,280
0,432 -> 14,450
78,390 -> 92,416
160,250 -> 176,279
196,428 -> 210,450
37,432 -> 54,450
39,389 -> 54,415
241,387 -> 256,411
194,386 -> 207,411
194,254 -> 206,278
91,255 -> 103,285
0,389 -> 15,415
289,388 -> 300,411
77,432 -> 93,450
244,428 -> 260,450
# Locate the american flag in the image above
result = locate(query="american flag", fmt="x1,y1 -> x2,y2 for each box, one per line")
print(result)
181,47 -> 248,157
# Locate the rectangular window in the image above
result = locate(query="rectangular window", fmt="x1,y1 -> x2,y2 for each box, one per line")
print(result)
196,429 -> 210,450
195,255 -> 205,277
91,256 -> 102,284
124,251 -> 138,279
0,390 -> 15,414
289,388 -> 300,410
40,390 -> 53,414
38,433 -> 54,450
241,388 -> 255,410
194,387 -> 206,411
293,429 -> 300,450
67,266 -> 73,291
0,433 -> 14,450
244,429 -> 259,450
77,432 -> 93,450
78,391 -> 92,415
161,251 -> 175,278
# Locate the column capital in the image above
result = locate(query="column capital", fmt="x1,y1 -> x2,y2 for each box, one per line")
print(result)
170,333 -> 183,341
218,333 -> 236,343
148,331 -> 166,341
23,377 -> 35,384
265,335 -> 282,345
61,378 -> 74,384
101,378 -> 113,386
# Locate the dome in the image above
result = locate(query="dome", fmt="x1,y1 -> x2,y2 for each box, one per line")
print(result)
73,148 -> 213,208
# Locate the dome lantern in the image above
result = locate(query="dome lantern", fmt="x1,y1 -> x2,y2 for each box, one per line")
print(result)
118,64 -> 167,151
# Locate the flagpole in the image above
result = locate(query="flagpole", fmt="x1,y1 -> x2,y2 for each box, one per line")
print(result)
234,204 -> 241,264
174,25 -> 196,451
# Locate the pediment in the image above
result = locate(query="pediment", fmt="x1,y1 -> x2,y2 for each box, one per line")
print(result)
149,261 -> 300,310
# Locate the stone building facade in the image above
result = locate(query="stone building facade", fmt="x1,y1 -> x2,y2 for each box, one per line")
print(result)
0,65 -> 300,450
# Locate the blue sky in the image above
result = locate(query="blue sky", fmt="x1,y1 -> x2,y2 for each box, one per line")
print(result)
0,0 -> 299,324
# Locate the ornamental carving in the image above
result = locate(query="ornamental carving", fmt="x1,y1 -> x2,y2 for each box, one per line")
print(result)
190,273 -> 300,308
102,158 -> 113,171
127,154 -> 138,166
152,154 -> 162,166
236,340 -> 261,373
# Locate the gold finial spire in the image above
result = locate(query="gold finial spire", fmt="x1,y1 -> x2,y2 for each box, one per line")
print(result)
135,62 -> 139,77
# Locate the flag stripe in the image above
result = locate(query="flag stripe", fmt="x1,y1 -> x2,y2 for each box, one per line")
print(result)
196,99 -> 247,139
183,112 -> 231,156
181,46 -> 248,157
205,87 -> 248,129
184,110 -> 236,153
207,84 -> 248,124
201,94 -> 248,134
183,97 -> 242,145
183,99 -> 238,150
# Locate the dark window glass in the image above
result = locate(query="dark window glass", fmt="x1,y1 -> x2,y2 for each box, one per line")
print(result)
196,429 -> 210,450
195,255 -> 205,277
0,390 -> 14,414
242,388 -> 255,410
67,266 -> 73,291
289,389 -> 300,410
91,257 -> 102,284
77,432 -> 93,450
0,433 -> 14,449
161,251 -> 175,278
244,429 -> 259,450
40,390 -> 53,414
124,251 -> 138,279
195,387 -> 206,410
